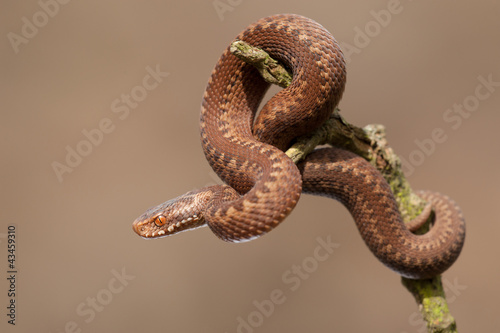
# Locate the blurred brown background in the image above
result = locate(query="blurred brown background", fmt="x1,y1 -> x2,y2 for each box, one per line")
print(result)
1,1 -> 499,332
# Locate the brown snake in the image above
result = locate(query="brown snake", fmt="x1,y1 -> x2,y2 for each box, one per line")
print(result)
132,14 -> 465,279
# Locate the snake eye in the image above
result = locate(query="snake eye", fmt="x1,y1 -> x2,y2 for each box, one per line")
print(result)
154,215 -> 167,227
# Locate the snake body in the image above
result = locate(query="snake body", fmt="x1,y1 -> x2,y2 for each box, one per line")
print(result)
133,14 -> 465,279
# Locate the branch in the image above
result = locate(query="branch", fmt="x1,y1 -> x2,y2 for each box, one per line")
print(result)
231,40 -> 459,333
231,40 -> 292,88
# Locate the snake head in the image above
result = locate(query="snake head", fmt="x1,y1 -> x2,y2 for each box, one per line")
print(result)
132,188 -> 214,239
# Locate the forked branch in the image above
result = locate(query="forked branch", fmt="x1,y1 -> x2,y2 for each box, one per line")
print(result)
231,40 -> 459,333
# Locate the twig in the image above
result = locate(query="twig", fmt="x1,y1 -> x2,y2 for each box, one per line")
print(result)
231,40 -> 292,88
230,40 -> 459,333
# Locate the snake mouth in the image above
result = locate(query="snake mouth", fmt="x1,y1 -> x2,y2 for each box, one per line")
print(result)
132,215 -> 206,239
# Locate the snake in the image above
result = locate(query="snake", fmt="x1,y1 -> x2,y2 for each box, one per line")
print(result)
132,14 -> 465,279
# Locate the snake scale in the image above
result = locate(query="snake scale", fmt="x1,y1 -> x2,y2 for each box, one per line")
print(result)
133,14 -> 465,279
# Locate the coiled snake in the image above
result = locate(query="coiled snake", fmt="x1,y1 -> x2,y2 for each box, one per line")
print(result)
132,14 -> 465,279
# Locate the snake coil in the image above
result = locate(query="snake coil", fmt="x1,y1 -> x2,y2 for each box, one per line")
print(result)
133,14 -> 465,279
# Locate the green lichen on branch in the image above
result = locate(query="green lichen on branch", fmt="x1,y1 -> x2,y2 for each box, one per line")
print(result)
363,124 -> 428,223
286,109 -> 372,164
230,40 -> 292,88
230,40 -> 459,333
402,277 -> 457,332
